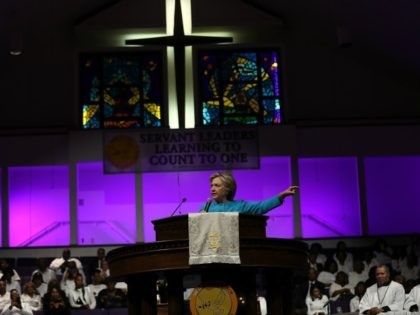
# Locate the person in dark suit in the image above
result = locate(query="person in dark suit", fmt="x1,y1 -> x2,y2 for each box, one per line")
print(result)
292,267 -> 326,315
87,248 -> 106,276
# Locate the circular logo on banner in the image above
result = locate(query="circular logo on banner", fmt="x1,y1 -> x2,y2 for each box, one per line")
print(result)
189,286 -> 238,315
105,134 -> 140,170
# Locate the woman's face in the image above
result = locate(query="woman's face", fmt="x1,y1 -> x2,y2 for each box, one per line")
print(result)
74,275 -> 84,288
210,177 -> 228,203
51,288 -> 61,300
311,288 -> 321,299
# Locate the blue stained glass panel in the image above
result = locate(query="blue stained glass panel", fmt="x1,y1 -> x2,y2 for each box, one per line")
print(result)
80,53 -> 165,129
103,57 -> 140,85
83,104 -> 100,129
198,49 -> 283,126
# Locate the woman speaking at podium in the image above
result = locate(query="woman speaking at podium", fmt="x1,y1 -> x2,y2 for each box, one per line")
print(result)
200,172 -> 298,214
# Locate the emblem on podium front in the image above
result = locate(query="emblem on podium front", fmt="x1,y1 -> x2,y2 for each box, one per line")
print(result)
189,285 -> 238,315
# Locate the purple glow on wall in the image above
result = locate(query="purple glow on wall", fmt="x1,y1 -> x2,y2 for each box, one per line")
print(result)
142,157 -> 293,242
364,156 -> 420,235
233,157 -> 293,238
0,168 -> 2,244
142,170 -> 213,242
299,157 -> 361,238
9,166 -> 70,247
76,162 -> 136,245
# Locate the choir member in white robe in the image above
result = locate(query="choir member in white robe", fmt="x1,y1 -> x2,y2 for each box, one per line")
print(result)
306,286 -> 329,315
359,265 -> 405,315
404,284 -> 420,312
350,281 -> 367,313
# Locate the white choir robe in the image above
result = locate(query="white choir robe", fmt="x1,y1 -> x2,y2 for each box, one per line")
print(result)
406,285 -> 420,310
359,281 -> 405,314
317,271 -> 336,286
350,296 -> 360,313
306,295 -> 329,315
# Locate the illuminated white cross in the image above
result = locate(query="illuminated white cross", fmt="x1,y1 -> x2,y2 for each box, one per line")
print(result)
126,0 -> 233,129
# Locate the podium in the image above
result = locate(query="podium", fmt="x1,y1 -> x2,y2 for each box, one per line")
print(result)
107,214 -> 307,315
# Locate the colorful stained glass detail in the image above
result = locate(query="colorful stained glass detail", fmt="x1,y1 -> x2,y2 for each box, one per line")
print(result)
80,53 -> 164,129
83,104 -> 100,129
198,50 -> 282,125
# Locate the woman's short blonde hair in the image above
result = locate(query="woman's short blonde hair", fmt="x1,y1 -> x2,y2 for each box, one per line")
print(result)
210,172 -> 237,201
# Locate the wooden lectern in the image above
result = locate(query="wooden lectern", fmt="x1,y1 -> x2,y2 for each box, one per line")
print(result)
108,214 -> 307,315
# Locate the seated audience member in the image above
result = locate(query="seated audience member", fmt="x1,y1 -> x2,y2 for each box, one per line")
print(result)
348,259 -> 368,289
0,281 -> 11,312
329,271 -> 354,313
99,260 -> 110,282
309,243 -> 327,268
401,279 -> 417,312
391,246 -> 407,274
31,273 -> 47,298
49,250 -> 83,278
359,265 -> 405,315
114,282 -> 128,295
20,283 -> 41,312
334,241 -> 353,269
1,289 -> 32,315
334,251 -> 352,275
1,269 -> 21,294
349,281 -> 367,313
329,271 -> 353,301
59,263 -> 79,296
87,270 -> 106,298
317,260 -> 338,287
305,285 -> 329,315
88,248 -> 107,276
400,253 -> 420,281
45,280 -> 62,297
307,253 -> 319,272
0,262 -> 20,284
42,287 -> 70,315
404,283 -> 420,312
32,259 -> 56,285
364,266 -> 378,287
293,268 -> 326,315
404,279 -> 417,298
373,239 -> 393,265
97,278 -> 127,309
67,274 -> 96,310
363,251 -> 379,273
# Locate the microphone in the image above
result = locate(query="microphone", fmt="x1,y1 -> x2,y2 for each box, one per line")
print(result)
203,198 -> 212,213
170,198 -> 187,217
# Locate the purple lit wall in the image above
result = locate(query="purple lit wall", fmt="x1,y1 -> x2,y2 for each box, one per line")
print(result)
142,157 -> 293,242
9,166 -> 70,247
76,162 -> 136,245
364,156 -> 420,235
298,157 -> 362,238
0,169 -> 2,245
233,157 -> 294,238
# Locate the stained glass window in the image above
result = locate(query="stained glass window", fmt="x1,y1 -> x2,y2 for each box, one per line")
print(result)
197,49 -> 283,126
80,53 -> 166,129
